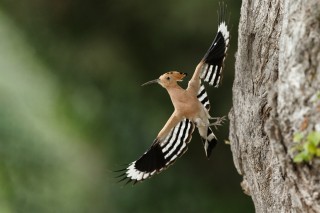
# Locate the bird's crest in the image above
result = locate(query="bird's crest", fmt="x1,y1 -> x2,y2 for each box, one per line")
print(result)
161,71 -> 187,82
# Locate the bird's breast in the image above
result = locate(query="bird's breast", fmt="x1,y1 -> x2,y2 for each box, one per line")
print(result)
171,93 -> 202,118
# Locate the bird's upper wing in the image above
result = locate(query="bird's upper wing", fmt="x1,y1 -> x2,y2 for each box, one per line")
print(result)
199,4 -> 230,87
197,84 -> 211,112
117,118 -> 195,184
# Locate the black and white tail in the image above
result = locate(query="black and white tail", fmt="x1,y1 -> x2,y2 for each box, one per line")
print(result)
116,119 -> 195,184
200,127 -> 218,158
197,85 -> 220,158
201,3 -> 230,87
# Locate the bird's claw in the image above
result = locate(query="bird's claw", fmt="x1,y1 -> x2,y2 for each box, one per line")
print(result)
209,116 -> 226,129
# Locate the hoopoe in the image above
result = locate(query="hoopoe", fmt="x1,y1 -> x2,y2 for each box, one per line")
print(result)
117,4 -> 230,184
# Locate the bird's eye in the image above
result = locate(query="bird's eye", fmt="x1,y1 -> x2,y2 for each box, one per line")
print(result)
166,77 -> 170,80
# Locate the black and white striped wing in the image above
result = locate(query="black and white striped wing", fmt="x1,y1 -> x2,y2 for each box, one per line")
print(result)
117,118 -> 195,184
197,84 -> 210,112
201,4 -> 230,87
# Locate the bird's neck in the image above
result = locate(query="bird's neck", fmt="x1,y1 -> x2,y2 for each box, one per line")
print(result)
165,84 -> 183,94
165,84 -> 185,105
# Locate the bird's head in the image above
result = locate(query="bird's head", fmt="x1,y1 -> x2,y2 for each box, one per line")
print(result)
142,71 -> 187,88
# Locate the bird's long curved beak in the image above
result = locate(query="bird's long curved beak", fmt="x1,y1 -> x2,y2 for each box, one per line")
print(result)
141,79 -> 159,86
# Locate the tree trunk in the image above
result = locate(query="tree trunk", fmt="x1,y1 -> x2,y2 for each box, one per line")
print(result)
229,0 -> 320,212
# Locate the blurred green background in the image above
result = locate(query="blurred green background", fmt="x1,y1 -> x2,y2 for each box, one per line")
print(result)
0,0 -> 254,212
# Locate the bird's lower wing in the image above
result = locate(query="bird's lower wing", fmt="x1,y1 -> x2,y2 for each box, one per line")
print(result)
200,3 -> 230,87
117,118 -> 195,184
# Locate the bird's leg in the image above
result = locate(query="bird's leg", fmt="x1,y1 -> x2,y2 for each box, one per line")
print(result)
209,116 -> 226,129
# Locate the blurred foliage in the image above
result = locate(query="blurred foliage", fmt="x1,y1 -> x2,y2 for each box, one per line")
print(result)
292,131 -> 320,163
0,0 -> 254,212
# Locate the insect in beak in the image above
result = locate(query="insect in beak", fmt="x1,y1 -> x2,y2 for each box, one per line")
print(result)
141,79 -> 159,86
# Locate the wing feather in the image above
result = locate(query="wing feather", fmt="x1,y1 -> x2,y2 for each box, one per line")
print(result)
197,84 -> 211,112
201,3 -> 230,87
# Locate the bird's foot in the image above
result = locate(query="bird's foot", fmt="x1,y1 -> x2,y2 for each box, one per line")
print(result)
209,116 -> 226,129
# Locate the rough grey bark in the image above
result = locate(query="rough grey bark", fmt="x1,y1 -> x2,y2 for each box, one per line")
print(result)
229,0 -> 320,212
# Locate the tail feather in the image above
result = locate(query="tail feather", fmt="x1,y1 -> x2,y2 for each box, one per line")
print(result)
200,127 -> 218,158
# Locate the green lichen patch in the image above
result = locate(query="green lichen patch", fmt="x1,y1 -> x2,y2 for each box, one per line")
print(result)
291,131 -> 320,163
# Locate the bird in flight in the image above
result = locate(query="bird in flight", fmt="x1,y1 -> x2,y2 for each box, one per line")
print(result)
116,4 -> 230,184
